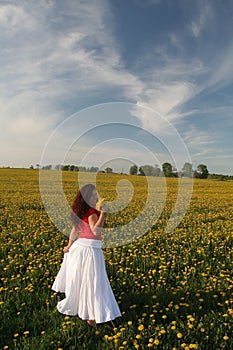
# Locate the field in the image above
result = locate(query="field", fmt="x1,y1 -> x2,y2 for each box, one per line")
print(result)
0,168 -> 233,350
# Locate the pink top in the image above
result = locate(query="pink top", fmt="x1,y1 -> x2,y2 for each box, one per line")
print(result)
70,208 -> 102,241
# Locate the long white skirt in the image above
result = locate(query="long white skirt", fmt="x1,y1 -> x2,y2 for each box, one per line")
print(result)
51,238 -> 121,324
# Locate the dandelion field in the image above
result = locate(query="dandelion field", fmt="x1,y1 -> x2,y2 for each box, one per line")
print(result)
0,168 -> 233,350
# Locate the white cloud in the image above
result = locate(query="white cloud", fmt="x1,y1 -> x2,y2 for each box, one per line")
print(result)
189,1 -> 212,38
181,125 -> 218,164
141,81 -> 197,120
0,0 -> 145,167
206,43 -> 233,90
0,0 -> 144,105
0,4 -> 36,32
131,55 -> 205,128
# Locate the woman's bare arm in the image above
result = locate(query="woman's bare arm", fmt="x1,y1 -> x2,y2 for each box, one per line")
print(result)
88,211 -> 107,236
63,226 -> 79,252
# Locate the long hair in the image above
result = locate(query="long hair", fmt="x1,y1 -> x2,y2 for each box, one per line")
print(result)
70,184 -> 95,227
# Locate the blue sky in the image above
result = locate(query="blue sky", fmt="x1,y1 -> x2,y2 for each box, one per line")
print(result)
1,0 -> 233,174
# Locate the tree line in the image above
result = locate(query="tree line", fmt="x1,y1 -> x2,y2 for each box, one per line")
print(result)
33,164 -> 113,173
129,162 -> 209,178
32,162 -> 233,180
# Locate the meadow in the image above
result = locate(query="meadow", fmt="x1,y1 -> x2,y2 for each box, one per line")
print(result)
0,168 -> 233,350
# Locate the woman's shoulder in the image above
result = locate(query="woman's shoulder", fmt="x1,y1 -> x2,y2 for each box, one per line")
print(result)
86,207 -> 100,217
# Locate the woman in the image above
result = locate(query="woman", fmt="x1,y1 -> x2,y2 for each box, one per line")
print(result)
52,184 -> 121,326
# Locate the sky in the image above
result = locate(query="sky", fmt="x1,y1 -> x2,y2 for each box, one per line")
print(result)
1,0 -> 233,174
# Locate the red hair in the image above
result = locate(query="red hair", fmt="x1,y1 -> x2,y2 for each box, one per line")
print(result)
70,184 -> 95,227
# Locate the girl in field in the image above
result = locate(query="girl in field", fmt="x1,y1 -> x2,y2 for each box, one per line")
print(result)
51,184 -> 121,326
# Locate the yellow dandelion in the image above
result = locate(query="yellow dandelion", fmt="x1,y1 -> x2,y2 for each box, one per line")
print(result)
138,324 -> 144,331
177,332 -> 183,338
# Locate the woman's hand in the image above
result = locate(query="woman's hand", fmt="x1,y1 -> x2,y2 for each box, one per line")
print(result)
101,202 -> 109,213
63,246 -> 69,253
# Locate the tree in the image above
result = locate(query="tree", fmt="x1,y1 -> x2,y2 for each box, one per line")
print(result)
129,164 -> 138,175
139,166 -> 145,176
162,162 -> 173,177
105,167 -> 113,173
182,162 -> 193,178
55,164 -> 62,170
69,165 -> 76,171
89,166 -> 99,172
138,164 -> 162,176
42,164 -> 52,170
154,164 -> 161,177
138,165 -> 152,176
143,165 -> 155,176
195,164 -> 209,179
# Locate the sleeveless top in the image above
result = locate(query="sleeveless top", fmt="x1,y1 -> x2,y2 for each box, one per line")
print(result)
70,208 -> 102,241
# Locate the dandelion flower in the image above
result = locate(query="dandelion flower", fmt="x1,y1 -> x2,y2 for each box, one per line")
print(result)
138,324 -> 144,331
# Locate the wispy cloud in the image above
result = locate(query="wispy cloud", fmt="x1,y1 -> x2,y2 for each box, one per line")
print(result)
0,0 -> 214,132
206,42 -> 233,90
183,125 -> 216,147
189,1 -> 213,38
0,0 -> 144,115
0,0 -> 145,166
182,125 -> 219,164
138,81 -> 198,121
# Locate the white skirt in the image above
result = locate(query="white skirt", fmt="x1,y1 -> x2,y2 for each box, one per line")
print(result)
51,238 -> 121,324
